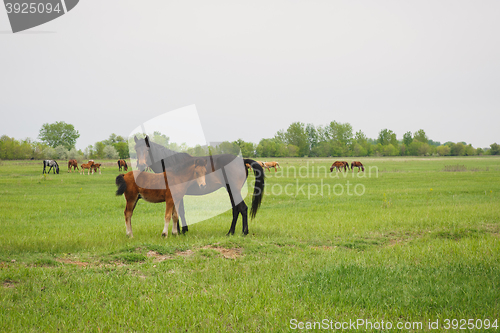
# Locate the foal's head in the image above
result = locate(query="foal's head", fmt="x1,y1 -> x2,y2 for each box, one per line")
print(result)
193,158 -> 207,189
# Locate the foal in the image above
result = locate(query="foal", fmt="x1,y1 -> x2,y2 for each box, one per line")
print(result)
81,161 -> 94,175
115,157 -> 207,238
68,159 -> 79,172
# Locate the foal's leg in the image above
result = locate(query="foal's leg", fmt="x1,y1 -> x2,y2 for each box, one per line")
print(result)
172,206 -> 179,236
124,195 -> 139,238
161,201 -> 174,238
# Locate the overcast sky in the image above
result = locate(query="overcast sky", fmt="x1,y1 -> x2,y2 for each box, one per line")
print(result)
1,0 -> 499,150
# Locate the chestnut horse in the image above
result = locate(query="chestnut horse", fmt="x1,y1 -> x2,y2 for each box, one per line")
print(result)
134,136 -> 265,235
92,163 -> 102,174
118,159 -> 128,171
81,161 -> 94,175
68,159 -> 79,172
115,157 -> 208,238
263,161 -> 280,172
330,161 -> 348,172
351,161 -> 365,172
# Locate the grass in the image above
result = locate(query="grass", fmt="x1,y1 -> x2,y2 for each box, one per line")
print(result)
0,157 -> 499,332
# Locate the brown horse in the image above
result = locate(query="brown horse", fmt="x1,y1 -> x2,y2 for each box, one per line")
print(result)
118,159 -> 128,171
81,161 -> 95,175
92,163 -> 102,174
245,163 -> 253,171
263,161 -> 280,172
330,161 -> 348,172
68,159 -> 79,172
134,136 -> 265,235
351,161 -> 365,172
115,157 -> 208,238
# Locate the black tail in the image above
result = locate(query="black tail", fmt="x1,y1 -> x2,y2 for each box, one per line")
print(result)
115,174 -> 127,196
244,159 -> 265,219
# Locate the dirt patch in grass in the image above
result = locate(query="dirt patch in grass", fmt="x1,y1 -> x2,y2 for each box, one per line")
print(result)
56,258 -> 89,268
202,245 -> 242,259
147,250 -> 173,262
2,280 -> 17,288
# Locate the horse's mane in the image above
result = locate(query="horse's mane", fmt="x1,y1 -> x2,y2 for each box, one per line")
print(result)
168,156 -> 201,174
136,137 -> 192,169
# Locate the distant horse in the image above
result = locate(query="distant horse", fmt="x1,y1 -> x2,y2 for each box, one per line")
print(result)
92,163 -> 102,174
341,161 -> 350,171
118,159 -> 128,171
81,161 -> 94,175
43,160 -> 59,174
351,161 -> 364,172
330,161 -> 348,172
115,157 -> 208,238
134,136 -> 265,235
68,159 -> 79,172
263,161 -> 280,172
256,161 -> 265,167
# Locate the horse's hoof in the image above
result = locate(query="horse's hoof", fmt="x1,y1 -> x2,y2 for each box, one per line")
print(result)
181,226 -> 189,234
161,232 -> 167,238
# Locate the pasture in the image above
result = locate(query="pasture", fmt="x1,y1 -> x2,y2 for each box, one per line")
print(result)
1,157 -> 499,332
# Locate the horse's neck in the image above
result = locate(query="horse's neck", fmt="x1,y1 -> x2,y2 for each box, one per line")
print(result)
165,166 -> 195,186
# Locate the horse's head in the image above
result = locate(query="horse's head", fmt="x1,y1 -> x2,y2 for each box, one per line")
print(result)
330,165 -> 334,172
134,136 -> 151,172
193,158 -> 207,189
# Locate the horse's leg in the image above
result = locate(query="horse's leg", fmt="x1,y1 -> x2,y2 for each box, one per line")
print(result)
172,205 -> 179,236
124,196 -> 139,238
238,200 -> 249,235
162,200 -> 174,237
178,199 -> 188,234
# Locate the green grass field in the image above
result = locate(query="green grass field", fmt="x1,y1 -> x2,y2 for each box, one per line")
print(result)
1,157 -> 499,332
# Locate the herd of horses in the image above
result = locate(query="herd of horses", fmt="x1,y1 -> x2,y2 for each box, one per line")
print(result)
43,159 -> 128,175
330,160 -> 365,172
41,139 -> 364,238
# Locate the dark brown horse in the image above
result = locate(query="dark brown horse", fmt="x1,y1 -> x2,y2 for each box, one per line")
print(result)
330,161 -> 348,172
351,161 -> 365,172
68,159 -> 79,172
134,136 -> 265,235
115,157 -> 208,238
118,159 -> 128,171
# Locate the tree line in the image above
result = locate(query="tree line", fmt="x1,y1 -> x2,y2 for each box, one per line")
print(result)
1,121 -> 499,160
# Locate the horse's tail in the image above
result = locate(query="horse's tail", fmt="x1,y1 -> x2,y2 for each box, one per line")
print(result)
244,159 -> 265,219
115,174 -> 127,196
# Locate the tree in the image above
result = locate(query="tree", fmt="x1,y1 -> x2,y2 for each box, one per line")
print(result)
413,129 -> 428,143
285,122 -> 309,156
305,123 -> 318,152
38,121 -> 80,149
377,129 -> 394,146
403,131 -> 413,147
490,143 -> 500,155
103,145 -> 119,159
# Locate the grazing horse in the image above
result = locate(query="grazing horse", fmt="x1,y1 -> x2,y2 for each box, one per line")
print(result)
68,159 -> 79,172
118,159 -> 128,171
81,161 -> 94,175
341,161 -> 350,171
351,161 -> 365,172
134,136 -> 265,235
43,160 -> 59,174
330,161 -> 348,172
263,161 -> 280,172
92,163 -> 102,174
115,157 -> 208,238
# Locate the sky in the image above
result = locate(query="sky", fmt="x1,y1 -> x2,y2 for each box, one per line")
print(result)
1,0 -> 499,150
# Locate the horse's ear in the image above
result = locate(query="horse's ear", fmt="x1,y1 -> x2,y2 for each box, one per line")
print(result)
134,136 -> 138,143
195,158 -> 207,167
